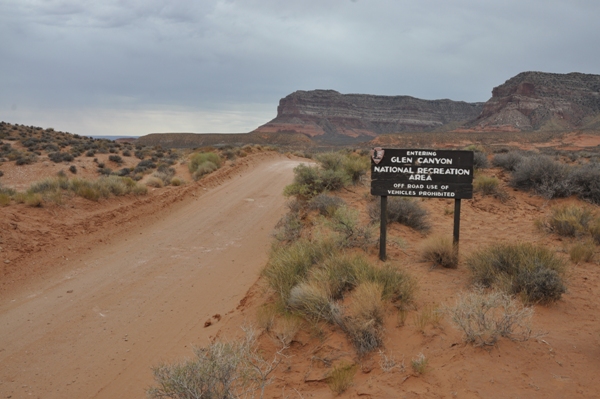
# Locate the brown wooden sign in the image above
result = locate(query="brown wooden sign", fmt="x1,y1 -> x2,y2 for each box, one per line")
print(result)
370,148 -> 474,199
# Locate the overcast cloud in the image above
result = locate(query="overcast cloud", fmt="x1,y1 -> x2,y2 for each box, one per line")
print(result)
1,0 -> 599,136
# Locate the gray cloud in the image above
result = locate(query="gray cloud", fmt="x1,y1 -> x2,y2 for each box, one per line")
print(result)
1,0 -> 599,135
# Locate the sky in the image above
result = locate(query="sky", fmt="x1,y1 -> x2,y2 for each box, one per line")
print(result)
1,0 -> 599,137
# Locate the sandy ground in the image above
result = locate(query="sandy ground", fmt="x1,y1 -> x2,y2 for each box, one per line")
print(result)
1,143 -> 600,399
0,153 -> 307,398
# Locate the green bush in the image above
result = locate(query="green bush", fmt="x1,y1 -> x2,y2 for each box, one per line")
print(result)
369,197 -> 430,233
189,152 -> 221,173
284,164 -> 350,199
466,242 -> 566,303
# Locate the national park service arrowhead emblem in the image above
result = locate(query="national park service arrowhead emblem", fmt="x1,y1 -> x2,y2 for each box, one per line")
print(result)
371,147 -> 384,165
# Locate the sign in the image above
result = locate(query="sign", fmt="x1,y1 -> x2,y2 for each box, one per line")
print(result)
371,148 -> 474,199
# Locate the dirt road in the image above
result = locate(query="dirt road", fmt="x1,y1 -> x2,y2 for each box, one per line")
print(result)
0,156 -> 304,399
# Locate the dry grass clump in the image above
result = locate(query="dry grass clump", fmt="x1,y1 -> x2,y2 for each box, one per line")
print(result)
474,175 -> 509,201
569,240 -> 596,264
288,280 -> 340,323
262,238 -> 333,303
420,235 -> 458,268
272,212 -> 303,242
148,328 -> 280,399
413,304 -> 442,332
308,193 -> 346,216
327,362 -> 357,395
466,242 -> 566,304
327,206 -> 376,250
542,205 -> 593,237
0,192 -> 11,206
369,197 -> 430,233
590,218 -> 600,245
447,290 -> 533,346
145,176 -> 164,188
411,353 -> 428,375
263,239 -> 415,356
188,152 -> 221,180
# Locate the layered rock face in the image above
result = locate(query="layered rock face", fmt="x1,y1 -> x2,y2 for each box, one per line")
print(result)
470,72 -> 600,131
254,90 -> 483,141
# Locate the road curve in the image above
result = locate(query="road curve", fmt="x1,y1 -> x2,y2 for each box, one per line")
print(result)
0,156 -> 305,399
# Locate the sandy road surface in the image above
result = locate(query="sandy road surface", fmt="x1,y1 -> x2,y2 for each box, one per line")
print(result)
0,157 -> 305,399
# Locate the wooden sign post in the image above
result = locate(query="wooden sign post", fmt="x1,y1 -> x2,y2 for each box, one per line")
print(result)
370,148 -> 474,261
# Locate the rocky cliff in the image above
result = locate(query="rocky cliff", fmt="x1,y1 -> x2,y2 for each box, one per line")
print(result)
470,71 -> 600,131
253,90 -> 484,142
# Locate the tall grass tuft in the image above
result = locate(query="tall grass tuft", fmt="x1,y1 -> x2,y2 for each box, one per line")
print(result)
421,235 -> 458,268
466,242 -> 566,304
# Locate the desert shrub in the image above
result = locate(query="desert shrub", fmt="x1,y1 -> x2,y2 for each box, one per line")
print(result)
466,242 -> 566,303
544,205 -> 593,237
313,254 -> 415,305
69,165 -> 77,174
569,240 -> 595,264
192,161 -> 218,180
570,162 -> 600,204
152,171 -> 173,185
114,168 -> 131,177
474,175 -> 501,196
108,155 -> 122,164
342,154 -> 370,184
28,178 -> 60,194
48,151 -> 73,163
15,155 -> 35,165
262,238 -> 333,303
492,151 -> 525,171
447,290 -> 533,347
148,330 -> 278,399
98,167 -> 112,176
134,159 -> 156,173
590,218 -> 600,245
340,282 -> 385,355
273,212 -> 303,242
510,154 -> 574,198
189,152 -> 221,173
122,149 -> 131,157
328,206 -> 376,250
421,235 -> 458,268
369,197 -> 430,233
308,193 -> 346,216
284,164 -> 350,199
327,363 -> 356,395
272,314 -> 303,346
315,152 -> 345,171
473,151 -> 489,169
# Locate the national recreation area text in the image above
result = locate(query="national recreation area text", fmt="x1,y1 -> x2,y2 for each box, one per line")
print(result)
370,148 -> 474,199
